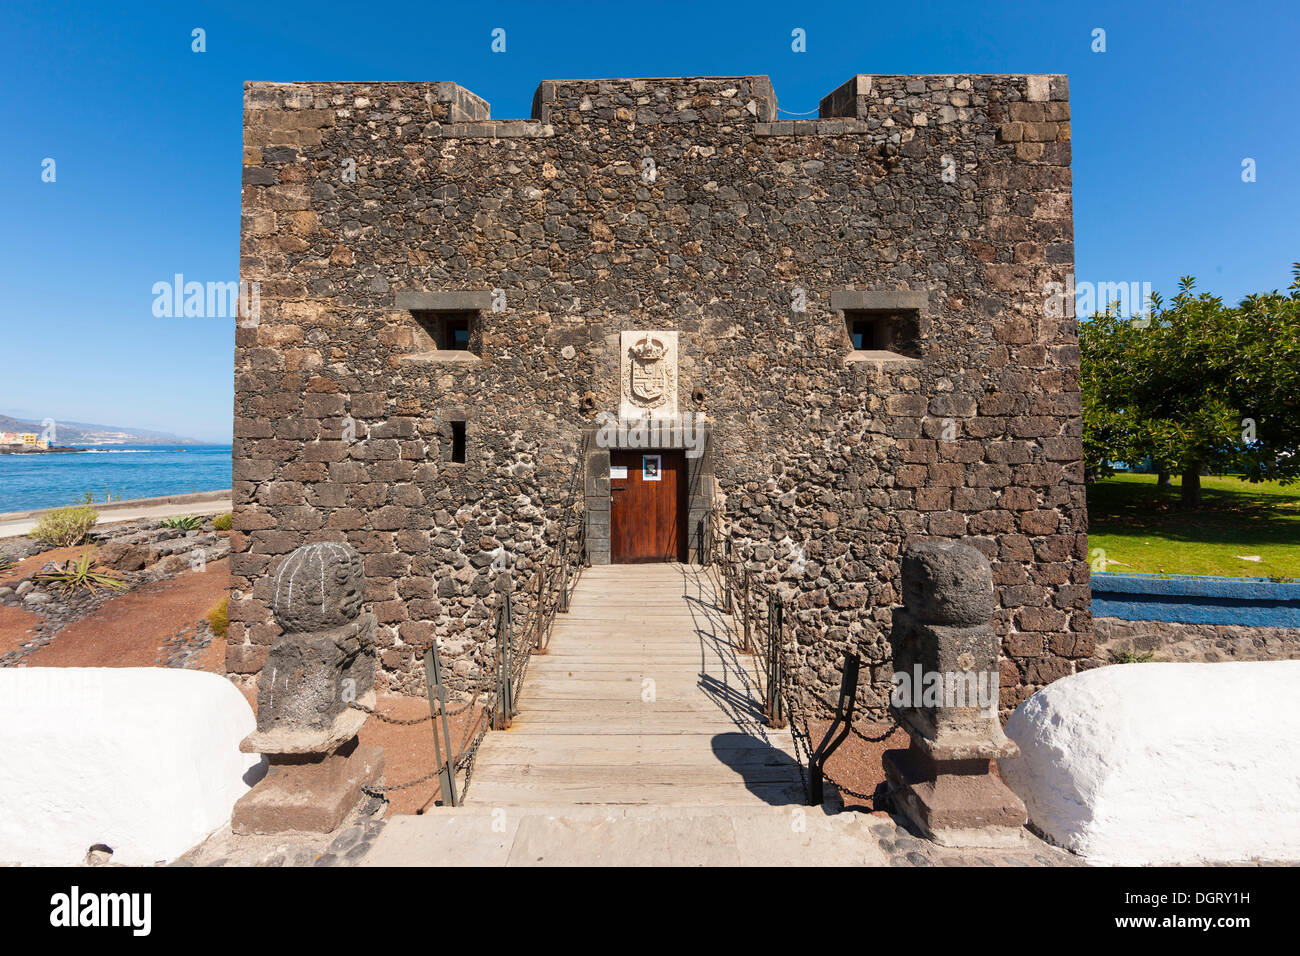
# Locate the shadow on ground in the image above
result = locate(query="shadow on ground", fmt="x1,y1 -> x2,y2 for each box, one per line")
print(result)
709,731 -> 806,806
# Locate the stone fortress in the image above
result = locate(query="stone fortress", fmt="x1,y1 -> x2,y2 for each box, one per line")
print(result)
230,71 -> 1088,717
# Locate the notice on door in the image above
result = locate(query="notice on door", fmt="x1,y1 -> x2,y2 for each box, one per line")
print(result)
642,454 -> 661,481
610,465 -> 628,479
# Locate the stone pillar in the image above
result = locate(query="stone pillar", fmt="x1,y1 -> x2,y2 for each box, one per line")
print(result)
883,540 -> 1028,847
232,542 -> 385,834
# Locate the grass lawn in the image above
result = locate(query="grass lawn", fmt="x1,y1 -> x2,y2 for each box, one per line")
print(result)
1086,473 -> 1300,578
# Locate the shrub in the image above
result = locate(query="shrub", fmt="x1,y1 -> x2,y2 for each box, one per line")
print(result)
212,512 -> 233,532
161,515 -> 203,531
1112,649 -> 1156,664
0,552 -> 13,572
206,594 -> 230,638
35,547 -> 127,595
31,505 -> 99,547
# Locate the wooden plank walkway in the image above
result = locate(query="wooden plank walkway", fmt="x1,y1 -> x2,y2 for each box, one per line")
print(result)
466,563 -> 805,807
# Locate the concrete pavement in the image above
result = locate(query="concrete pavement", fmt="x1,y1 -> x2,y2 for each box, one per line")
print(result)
0,490 -> 231,539
360,804 -> 891,866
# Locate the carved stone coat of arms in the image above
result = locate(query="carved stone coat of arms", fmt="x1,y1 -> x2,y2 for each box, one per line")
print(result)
619,330 -> 678,419
630,335 -> 668,402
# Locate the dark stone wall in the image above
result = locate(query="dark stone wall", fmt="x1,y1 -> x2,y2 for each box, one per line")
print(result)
231,73 -> 1089,715
1090,617 -> 1300,666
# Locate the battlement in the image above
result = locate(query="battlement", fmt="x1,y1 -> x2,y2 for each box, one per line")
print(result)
244,73 -> 1067,141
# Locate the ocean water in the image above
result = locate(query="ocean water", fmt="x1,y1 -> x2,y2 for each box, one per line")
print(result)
0,445 -> 232,513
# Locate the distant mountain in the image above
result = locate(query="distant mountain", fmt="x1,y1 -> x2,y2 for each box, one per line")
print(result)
0,414 -> 205,446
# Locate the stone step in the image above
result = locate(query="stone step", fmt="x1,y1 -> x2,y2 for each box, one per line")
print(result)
359,804 -> 889,866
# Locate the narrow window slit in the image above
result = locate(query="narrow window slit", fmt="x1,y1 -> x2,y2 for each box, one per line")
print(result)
451,421 -> 466,463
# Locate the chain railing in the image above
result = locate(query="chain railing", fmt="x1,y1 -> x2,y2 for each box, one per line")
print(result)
358,437 -> 590,806
444,446 -> 589,802
705,505 -> 889,809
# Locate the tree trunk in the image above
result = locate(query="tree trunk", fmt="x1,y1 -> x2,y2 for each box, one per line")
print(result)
1180,465 -> 1202,507
1156,471 -> 1171,487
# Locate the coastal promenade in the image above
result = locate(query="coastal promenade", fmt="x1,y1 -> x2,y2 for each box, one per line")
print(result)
0,490 -> 231,539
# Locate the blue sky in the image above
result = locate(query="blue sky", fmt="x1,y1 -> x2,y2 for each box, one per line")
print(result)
2,0 -> 1296,443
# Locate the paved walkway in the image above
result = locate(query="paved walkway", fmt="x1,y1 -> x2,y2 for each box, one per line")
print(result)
462,563 -> 805,807
361,804 -> 890,866
0,491 -> 231,539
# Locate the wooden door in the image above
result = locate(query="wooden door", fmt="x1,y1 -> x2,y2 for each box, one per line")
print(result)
610,449 -> 687,563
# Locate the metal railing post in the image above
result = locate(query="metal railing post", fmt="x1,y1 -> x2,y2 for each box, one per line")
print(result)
742,568 -> 752,653
558,540 -> 570,613
422,642 -> 459,807
495,591 -> 514,729
808,653 -> 861,806
766,594 -> 787,729
534,560 -> 547,651
722,538 -> 733,614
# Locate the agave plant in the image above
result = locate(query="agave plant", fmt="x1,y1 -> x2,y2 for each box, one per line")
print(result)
161,515 -> 204,531
35,547 -> 128,595
0,552 -> 13,572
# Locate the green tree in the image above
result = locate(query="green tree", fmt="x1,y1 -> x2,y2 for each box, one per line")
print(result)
1080,267 -> 1300,506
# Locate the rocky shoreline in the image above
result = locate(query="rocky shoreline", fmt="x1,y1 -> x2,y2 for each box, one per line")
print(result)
0,513 -> 230,666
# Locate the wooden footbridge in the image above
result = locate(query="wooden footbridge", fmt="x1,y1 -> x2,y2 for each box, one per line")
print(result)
465,563 -> 805,806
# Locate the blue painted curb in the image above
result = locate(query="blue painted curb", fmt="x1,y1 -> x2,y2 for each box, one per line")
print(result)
1091,573 -> 1300,628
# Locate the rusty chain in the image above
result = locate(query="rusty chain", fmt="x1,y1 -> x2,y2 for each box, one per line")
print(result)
347,696 -> 476,725
361,768 -> 439,796
850,722 -> 900,744
361,739 -> 484,796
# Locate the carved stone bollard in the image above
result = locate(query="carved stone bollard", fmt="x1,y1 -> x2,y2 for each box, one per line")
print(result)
883,540 -> 1028,847
231,542 -> 385,834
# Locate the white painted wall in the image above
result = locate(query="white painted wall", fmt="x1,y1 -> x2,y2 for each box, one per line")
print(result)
0,668 -> 265,865
1000,661 -> 1300,865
